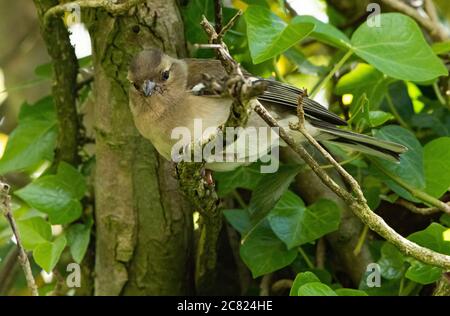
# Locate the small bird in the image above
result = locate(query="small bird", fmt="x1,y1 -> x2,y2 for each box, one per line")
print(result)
127,49 -> 407,171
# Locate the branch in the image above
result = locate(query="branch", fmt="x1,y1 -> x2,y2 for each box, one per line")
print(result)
379,0 -> 448,41
396,198 -> 447,215
43,0 -> 145,26
0,182 -> 39,296
35,0 -> 80,165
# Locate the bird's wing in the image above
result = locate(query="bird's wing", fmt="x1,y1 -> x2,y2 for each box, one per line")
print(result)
184,58 -> 347,126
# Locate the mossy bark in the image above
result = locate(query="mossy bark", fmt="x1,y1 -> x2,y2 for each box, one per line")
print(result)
88,0 -> 193,295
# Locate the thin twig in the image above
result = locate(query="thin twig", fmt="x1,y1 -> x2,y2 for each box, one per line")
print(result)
43,0 -> 145,26
424,0 -> 440,24
271,279 -> 293,295
218,10 -> 243,39
315,238 -> 326,269
259,273 -> 272,296
396,198 -> 446,215
0,182 -> 38,296
379,0 -> 448,41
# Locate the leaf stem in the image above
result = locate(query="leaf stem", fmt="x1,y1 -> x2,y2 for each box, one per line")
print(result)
298,246 -> 315,269
353,225 -> 369,256
370,159 -> 450,214
310,50 -> 353,98
433,81 -> 448,108
385,93 -> 409,129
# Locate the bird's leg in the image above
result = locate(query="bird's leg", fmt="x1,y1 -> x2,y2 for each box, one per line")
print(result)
201,168 -> 215,187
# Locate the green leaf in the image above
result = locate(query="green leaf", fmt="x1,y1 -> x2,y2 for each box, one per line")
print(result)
15,162 -> 86,225
368,111 -> 394,127
33,235 -> 67,272
249,165 -> 302,224
240,222 -> 297,278
297,282 -> 337,296
336,63 -> 394,109
292,15 -> 351,49
215,164 -> 262,197
223,209 -> 251,234
372,125 -> 425,201
441,214 -> 450,227
0,97 -> 57,174
181,0 -> 214,45
290,271 -> 321,296
268,192 -> 341,249
423,137 -> 450,198
351,13 -> 447,81
432,40 -> 450,55
244,6 -> 315,63
405,259 -> 442,285
16,217 -> 52,250
408,223 -> 450,255
348,94 -> 370,128
377,242 -> 405,280
66,222 -> 92,264
283,48 -> 326,76
335,288 -> 368,296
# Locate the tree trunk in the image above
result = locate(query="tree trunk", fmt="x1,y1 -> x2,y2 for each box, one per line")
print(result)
88,0 -> 193,295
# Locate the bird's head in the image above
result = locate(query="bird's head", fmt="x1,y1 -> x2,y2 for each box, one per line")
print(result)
127,49 -> 187,98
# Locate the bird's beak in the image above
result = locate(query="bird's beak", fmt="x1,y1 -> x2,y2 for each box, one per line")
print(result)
142,80 -> 156,97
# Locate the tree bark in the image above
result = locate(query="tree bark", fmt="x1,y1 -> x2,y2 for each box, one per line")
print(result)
89,0 -> 193,295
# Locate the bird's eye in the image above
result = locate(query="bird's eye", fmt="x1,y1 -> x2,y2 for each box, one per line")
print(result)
161,70 -> 170,81
133,82 -> 139,90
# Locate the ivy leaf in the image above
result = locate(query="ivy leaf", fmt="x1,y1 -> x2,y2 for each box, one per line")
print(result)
245,6 -> 315,63
298,282 -> 337,296
15,162 -> 86,225
33,235 -> 67,272
293,15 -> 350,50
423,137 -> 450,198
335,288 -> 368,296
16,217 -> 52,250
0,97 -> 57,175
215,164 -> 263,197
408,223 -> 450,255
66,221 -> 92,264
348,94 -> 370,128
368,111 -> 394,127
432,41 -> 450,55
351,13 -> 447,82
223,209 -> 251,234
377,242 -> 406,280
268,192 -> 341,249
249,165 -> 302,224
440,214 -> 450,227
290,271 -> 321,296
336,63 -> 394,110
371,125 -> 425,202
405,259 -> 442,285
240,222 -> 297,278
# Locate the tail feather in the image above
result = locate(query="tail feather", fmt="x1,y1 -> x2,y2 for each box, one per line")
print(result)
312,121 -> 408,162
